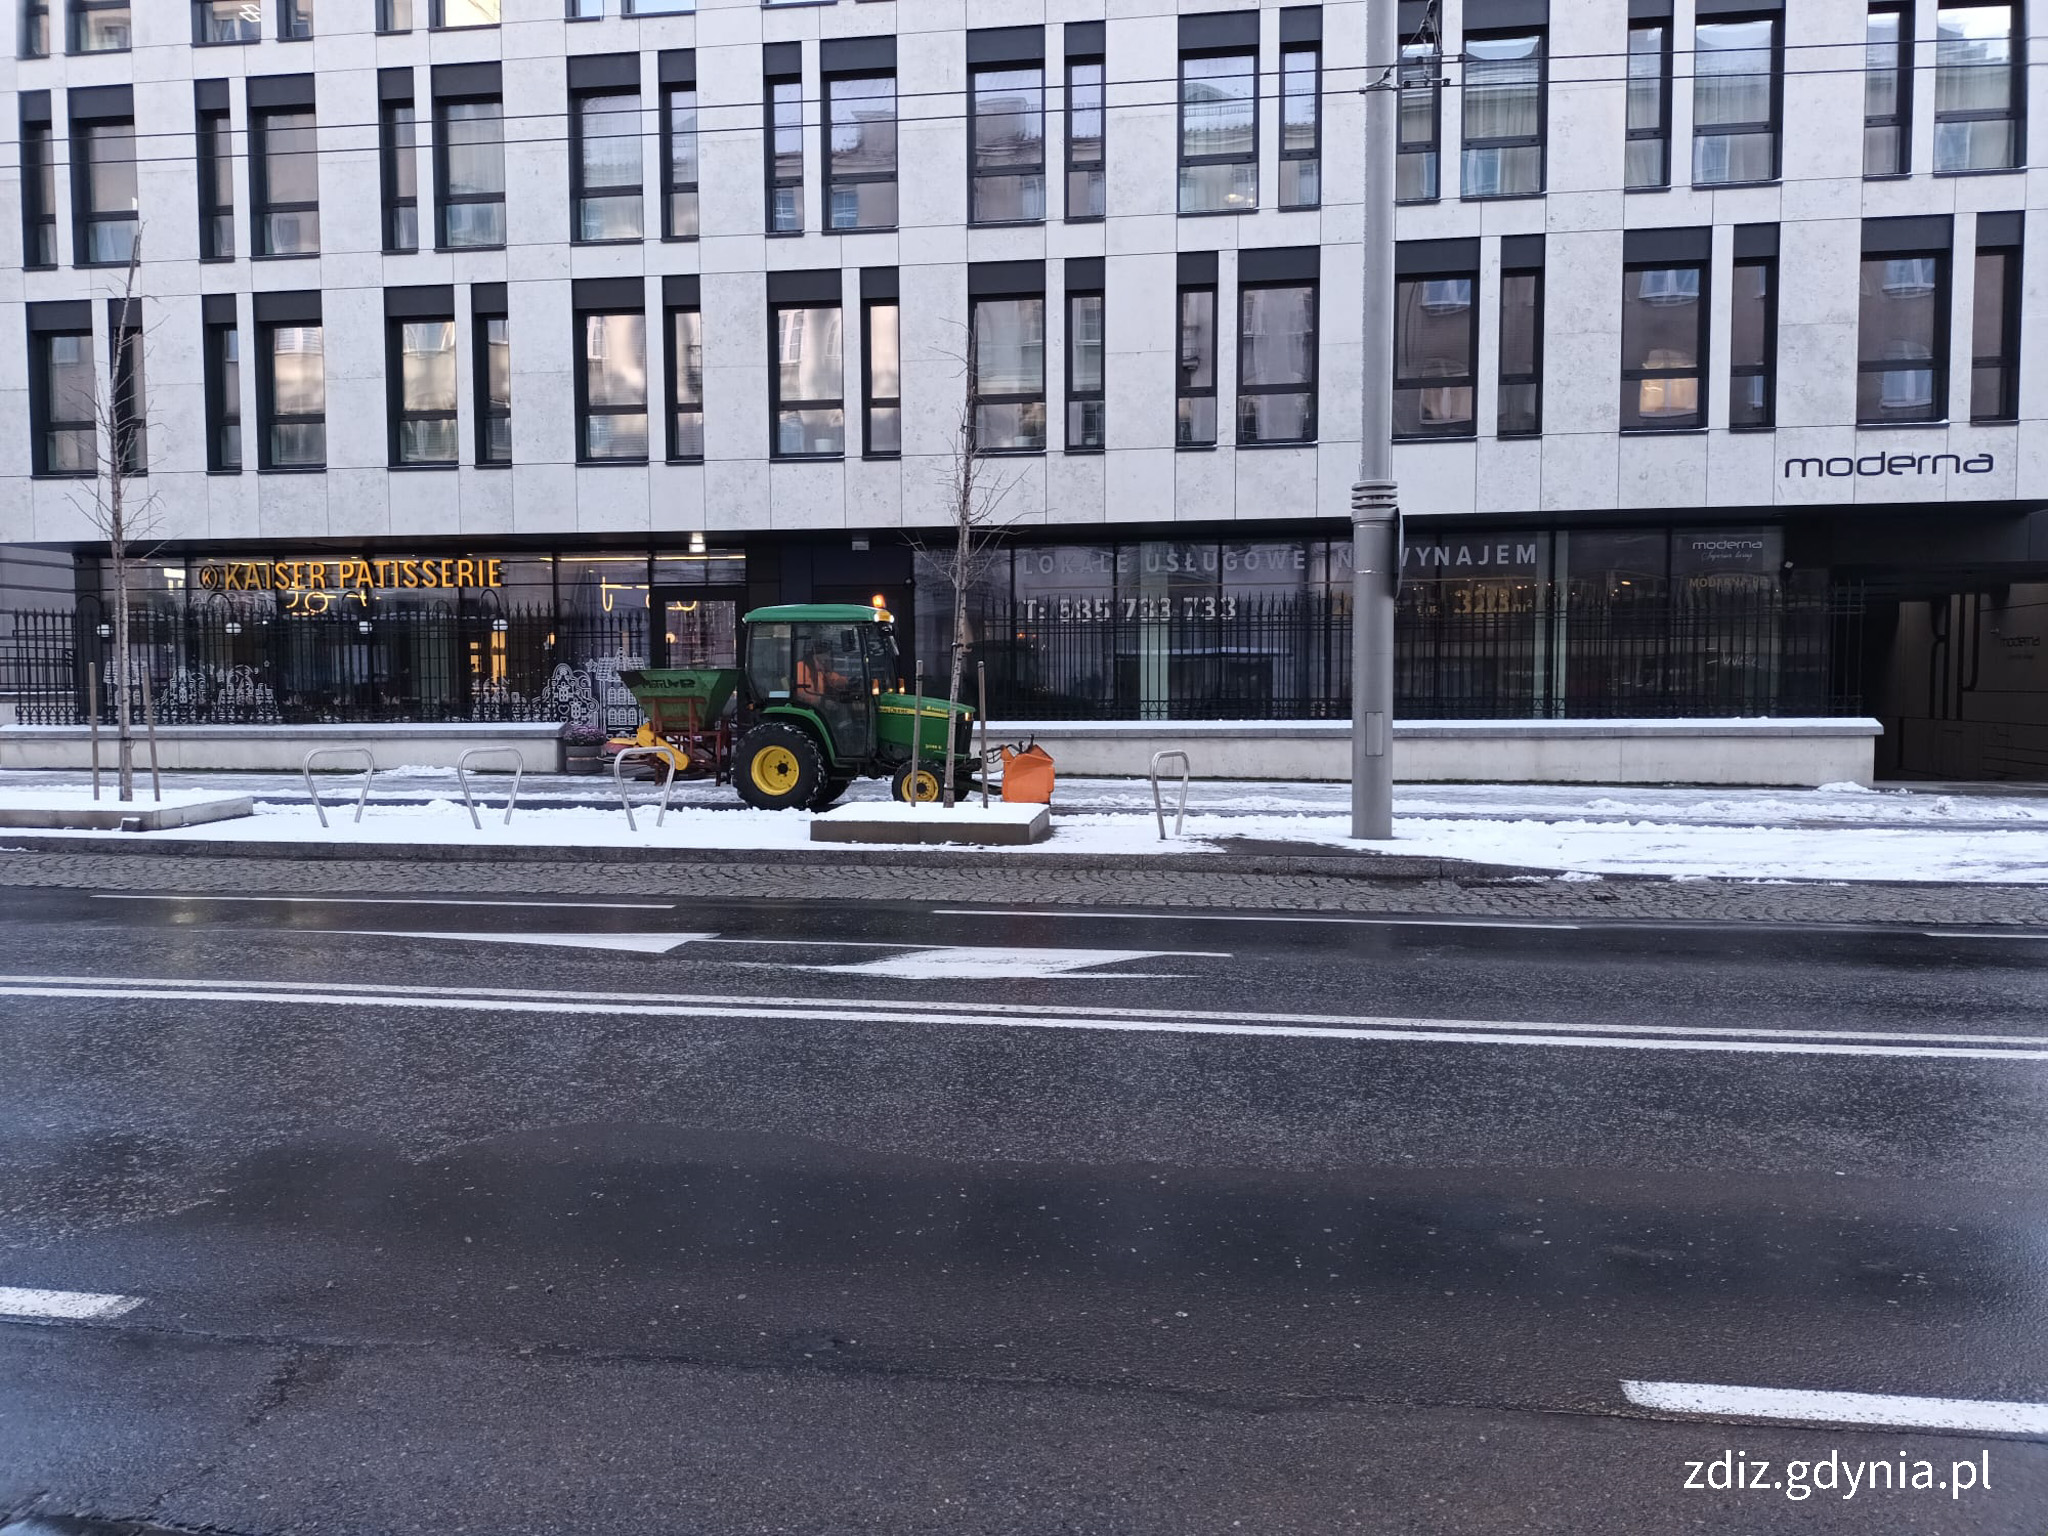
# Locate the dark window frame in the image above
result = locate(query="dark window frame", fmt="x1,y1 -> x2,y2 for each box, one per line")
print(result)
1865,1 -> 1914,177
1397,41 -> 1443,203
250,106 -> 320,258
203,314 -> 242,473
1690,12 -> 1783,188
476,306 -> 511,466
769,299 -> 847,461
1728,254 -> 1778,430
1177,45 -> 1259,215
277,0 -> 311,41
1857,248 -> 1950,424
22,0 -> 50,56
1625,20 -> 1672,190
665,301 -> 703,463
67,0 -> 129,54
1394,269 -> 1478,442
765,72 -> 803,234
198,105 -> 235,260
433,93 -> 507,251
192,0 -> 260,45
1459,27 -> 1547,200
386,312 -> 458,469
570,86 -> 646,245
70,115 -> 139,269
970,292 -> 1049,454
1971,237 -> 2022,421
860,296 -> 900,460
969,62 -> 1048,226
1065,53 -> 1106,222
1236,278 -> 1320,446
660,83 -> 699,240
1620,258 -> 1710,432
255,317 -> 327,472
375,0 -> 411,32
20,118 -> 57,268
822,68 -> 897,232
380,97 -> 419,253
1065,286 -> 1105,452
109,306 -> 146,474
574,306 -> 649,465
29,325 -> 95,478
430,0 -> 500,29
1176,282 -> 1218,447
1279,39 -> 1322,210
1934,1 -> 2024,174
1498,264 -> 1544,437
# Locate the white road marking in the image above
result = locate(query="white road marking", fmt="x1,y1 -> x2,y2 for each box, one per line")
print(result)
1622,1380 -> 2048,1436
805,946 -> 1213,980
6,973 -> 2048,1061
91,894 -> 675,910
0,1285 -> 143,1322
932,908 -> 1581,932
1925,931 -> 2048,941
330,930 -> 715,955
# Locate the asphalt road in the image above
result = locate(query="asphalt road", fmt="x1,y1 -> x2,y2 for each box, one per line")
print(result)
0,879 -> 2044,1534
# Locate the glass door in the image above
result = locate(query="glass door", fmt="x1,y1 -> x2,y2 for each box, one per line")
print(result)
652,585 -> 742,668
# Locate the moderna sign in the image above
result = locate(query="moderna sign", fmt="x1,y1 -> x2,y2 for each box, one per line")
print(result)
1783,452 -> 1994,479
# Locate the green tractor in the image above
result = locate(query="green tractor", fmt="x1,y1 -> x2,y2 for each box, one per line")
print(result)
731,603 -> 976,811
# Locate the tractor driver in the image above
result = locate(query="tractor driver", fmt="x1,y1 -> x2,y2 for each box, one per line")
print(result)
794,638 -> 853,706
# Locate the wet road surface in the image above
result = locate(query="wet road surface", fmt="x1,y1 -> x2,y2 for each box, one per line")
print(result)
0,882 -> 2044,1532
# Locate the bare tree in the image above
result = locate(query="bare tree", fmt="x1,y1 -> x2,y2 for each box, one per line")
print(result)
70,232 -> 164,802
908,328 -> 1027,807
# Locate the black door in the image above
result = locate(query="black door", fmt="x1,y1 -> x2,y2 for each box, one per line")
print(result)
651,585 -> 745,669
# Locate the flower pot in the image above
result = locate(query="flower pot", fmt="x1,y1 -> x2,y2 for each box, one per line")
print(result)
563,743 -> 603,775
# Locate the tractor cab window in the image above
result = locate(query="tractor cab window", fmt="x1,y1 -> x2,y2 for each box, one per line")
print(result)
748,623 -> 794,700
865,624 -> 900,692
794,623 -> 872,758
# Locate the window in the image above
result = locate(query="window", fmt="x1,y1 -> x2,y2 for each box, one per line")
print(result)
477,306 -> 511,465
259,321 -> 325,468
20,116 -> 56,268
376,0 -> 410,32
436,98 -> 505,249
380,99 -> 418,253
667,305 -> 702,461
278,0 -> 310,39
1692,17 -> 1779,186
565,0 -> 597,15
194,1 -> 259,44
1280,42 -> 1321,209
766,73 -> 802,233
1935,4 -> 2020,171
198,104 -> 234,259
1858,247 -> 1947,421
73,118 -> 138,266
109,304 -> 145,474
972,296 -> 1047,451
1179,51 -> 1257,212
22,0 -> 49,55
204,314 -> 241,472
574,91 -> 644,242
1394,268 -> 1476,439
1177,283 -> 1218,446
972,66 -> 1047,223
1239,281 -> 1317,444
1462,32 -> 1544,198
1728,256 -> 1776,429
625,0 -> 689,12
1397,41 -> 1442,202
1498,264 -> 1543,437
1625,22 -> 1671,189
31,323 -> 95,476
433,0 -> 498,25
662,84 -> 699,238
67,0 -> 127,51
1971,227 -> 2021,421
771,303 -> 845,458
387,315 -> 456,467
578,311 -> 648,461
862,296 -> 899,458
825,73 -> 896,231
1621,262 -> 1706,430
252,108 -> 320,257
1866,3 -> 1912,175
1067,288 -> 1105,451
1066,56 -> 1105,220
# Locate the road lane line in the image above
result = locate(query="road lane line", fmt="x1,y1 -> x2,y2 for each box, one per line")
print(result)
5,978 -> 2047,1061
91,894 -> 675,910
9,973 -> 2042,1050
932,909 -> 1581,931
332,930 -> 716,955
1622,1380 -> 2048,1436
0,1285 -> 143,1322
1925,931 -> 2048,941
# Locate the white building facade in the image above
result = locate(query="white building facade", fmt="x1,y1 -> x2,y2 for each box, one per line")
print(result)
3,0 -> 2046,775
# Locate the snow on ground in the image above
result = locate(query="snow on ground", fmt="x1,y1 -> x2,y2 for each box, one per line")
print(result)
0,786 -> 246,813
1,782 -> 2045,882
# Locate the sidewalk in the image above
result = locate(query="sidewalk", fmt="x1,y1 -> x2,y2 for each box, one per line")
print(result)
4,768 -> 2047,884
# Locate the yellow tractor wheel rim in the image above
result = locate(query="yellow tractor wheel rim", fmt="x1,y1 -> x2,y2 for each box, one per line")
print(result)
750,744 -> 802,796
902,769 -> 940,803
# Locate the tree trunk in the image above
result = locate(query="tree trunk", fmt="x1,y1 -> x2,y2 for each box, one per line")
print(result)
112,483 -> 133,803
942,484 -> 971,808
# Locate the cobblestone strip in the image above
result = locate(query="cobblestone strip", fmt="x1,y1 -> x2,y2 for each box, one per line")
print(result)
4,849 -> 2047,926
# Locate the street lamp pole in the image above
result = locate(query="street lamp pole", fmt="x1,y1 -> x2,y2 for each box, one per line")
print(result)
1350,0 -> 1401,840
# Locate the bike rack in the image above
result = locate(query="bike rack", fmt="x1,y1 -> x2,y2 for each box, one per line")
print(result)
302,747 -> 377,829
457,747 -> 527,830
1149,749 -> 1191,840
612,745 -> 679,831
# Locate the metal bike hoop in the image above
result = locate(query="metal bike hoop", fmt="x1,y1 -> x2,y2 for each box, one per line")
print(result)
457,746 -> 528,830
1150,749 -> 1192,840
302,747 -> 378,829
612,745 -> 679,831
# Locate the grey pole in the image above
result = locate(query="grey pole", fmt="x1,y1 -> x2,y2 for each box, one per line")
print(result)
1351,0 -> 1401,841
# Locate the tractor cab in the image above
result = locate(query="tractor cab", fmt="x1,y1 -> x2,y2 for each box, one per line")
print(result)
733,604 -> 975,811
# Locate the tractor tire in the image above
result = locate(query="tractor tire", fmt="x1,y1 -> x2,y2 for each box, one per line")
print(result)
734,722 -> 825,811
809,775 -> 853,812
890,761 -> 944,805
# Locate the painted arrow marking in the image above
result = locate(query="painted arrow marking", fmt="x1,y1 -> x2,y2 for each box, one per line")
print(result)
1623,1380 -> 2048,1436
332,930 -> 714,954
0,1285 -> 144,1322
806,946 -> 1226,980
